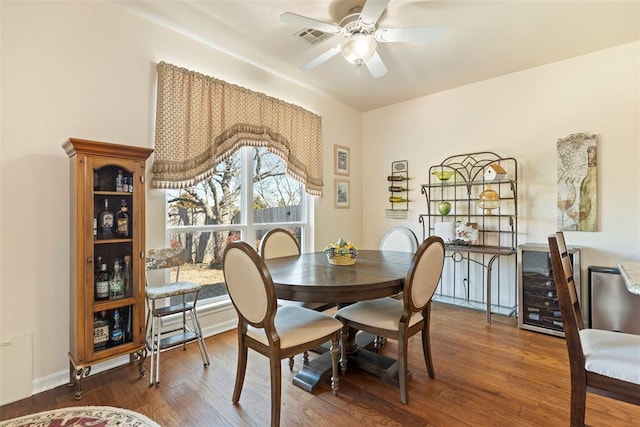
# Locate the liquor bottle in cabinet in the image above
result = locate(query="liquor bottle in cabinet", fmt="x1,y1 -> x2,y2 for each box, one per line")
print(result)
63,138 -> 153,399
517,243 -> 582,337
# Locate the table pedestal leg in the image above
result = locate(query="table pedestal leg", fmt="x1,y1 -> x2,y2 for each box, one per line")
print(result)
347,332 -> 409,387
292,343 -> 333,392
291,331 -> 407,392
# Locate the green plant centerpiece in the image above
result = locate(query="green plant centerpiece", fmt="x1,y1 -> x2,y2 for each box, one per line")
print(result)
323,238 -> 358,265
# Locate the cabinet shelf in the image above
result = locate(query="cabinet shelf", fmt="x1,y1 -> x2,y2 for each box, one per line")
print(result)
421,213 -> 517,218
93,296 -> 136,311
445,244 -> 516,256
94,191 -> 133,196
94,237 -> 134,244
421,178 -> 515,188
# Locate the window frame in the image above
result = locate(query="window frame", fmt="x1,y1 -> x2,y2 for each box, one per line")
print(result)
164,146 -> 312,306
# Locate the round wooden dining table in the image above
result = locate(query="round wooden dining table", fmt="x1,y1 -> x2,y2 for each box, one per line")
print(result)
264,249 -> 414,392
265,249 -> 412,302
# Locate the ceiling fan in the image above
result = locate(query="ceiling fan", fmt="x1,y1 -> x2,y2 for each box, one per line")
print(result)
280,0 -> 444,78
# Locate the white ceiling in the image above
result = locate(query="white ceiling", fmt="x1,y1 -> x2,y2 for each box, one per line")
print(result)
115,0 -> 640,112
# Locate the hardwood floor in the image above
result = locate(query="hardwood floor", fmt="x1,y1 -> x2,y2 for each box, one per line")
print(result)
2,303 -> 639,426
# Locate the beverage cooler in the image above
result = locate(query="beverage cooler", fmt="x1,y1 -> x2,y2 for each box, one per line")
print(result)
589,266 -> 640,335
517,244 -> 582,337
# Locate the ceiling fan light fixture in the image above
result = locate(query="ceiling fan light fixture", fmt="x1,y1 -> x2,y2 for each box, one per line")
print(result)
340,33 -> 377,65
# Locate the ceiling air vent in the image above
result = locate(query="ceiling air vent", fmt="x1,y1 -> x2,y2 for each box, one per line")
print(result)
295,28 -> 333,45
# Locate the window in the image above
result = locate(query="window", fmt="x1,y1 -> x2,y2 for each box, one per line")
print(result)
166,147 -> 308,305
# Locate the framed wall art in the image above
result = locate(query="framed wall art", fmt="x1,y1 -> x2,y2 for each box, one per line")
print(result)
334,145 -> 350,176
556,133 -> 598,232
335,179 -> 350,208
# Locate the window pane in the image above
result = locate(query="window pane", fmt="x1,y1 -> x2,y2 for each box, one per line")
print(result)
252,148 -> 303,224
168,230 -> 241,303
256,226 -> 302,252
164,146 -> 309,306
166,151 -> 241,227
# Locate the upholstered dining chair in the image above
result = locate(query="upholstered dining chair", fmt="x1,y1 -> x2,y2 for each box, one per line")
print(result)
259,228 -> 333,368
548,232 -> 640,426
379,226 -> 419,253
223,241 -> 343,427
145,248 -> 210,387
335,235 -> 445,404
375,226 -> 421,347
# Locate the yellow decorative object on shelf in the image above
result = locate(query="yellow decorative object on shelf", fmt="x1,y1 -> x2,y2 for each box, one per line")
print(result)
478,184 -> 500,214
389,196 -> 409,203
432,170 -> 454,181
323,238 -> 358,265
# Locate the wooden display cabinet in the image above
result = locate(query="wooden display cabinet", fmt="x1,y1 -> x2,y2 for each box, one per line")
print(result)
63,138 -> 153,399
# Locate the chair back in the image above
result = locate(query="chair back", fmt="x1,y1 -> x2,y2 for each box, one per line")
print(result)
223,241 -> 277,327
259,228 -> 301,259
548,232 -> 585,355
380,226 -> 419,253
404,236 -> 445,311
146,248 -> 187,283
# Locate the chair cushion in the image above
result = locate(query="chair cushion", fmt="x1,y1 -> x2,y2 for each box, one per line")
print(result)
146,281 -> 201,299
247,305 -> 342,349
335,297 -> 423,331
580,328 -> 640,385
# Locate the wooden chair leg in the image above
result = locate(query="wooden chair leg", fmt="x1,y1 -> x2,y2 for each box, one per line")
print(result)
303,351 -> 309,365
399,332 -> 409,405
422,304 -> 435,379
232,339 -> 247,404
288,356 -> 294,371
422,324 -> 435,379
330,336 -> 340,396
270,355 -> 282,427
340,326 -> 349,376
570,377 -> 587,427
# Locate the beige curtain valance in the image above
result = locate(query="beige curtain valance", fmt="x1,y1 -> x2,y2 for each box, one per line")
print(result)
152,61 -> 323,195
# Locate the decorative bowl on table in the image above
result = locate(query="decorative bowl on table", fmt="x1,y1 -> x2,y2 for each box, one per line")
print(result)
432,170 -> 454,181
323,238 -> 358,265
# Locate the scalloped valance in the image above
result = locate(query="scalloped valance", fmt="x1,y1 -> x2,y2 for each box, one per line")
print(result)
151,61 -> 323,195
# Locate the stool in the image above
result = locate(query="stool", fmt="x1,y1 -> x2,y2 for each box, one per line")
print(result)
145,248 -> 210,386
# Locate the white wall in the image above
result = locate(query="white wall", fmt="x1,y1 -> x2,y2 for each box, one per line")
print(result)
2,0 -> 638,404
363,41 -> 640,271
0,1 -> 362,401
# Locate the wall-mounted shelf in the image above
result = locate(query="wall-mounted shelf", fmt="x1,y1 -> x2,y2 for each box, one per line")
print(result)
419,152 -> 518,323
386,160 -> 409,219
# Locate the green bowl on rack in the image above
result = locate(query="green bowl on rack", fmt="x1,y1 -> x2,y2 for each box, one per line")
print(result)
432,170 -> 454,181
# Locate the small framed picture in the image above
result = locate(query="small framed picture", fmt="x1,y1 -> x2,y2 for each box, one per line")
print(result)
335,179 -> 350,209
334,145 -> 350,176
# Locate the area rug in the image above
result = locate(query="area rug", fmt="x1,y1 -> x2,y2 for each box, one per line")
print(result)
0,406 -> 160,427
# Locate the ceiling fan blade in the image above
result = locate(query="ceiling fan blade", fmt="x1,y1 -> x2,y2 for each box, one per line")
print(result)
301,43 -> 342,70
365,51 -> 388,79
280,12 -> 343,34
359,0 -> 390,27
375,26 -> 445,43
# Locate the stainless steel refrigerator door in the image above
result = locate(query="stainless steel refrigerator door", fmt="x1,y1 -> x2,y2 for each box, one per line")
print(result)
590,266 -> 640,334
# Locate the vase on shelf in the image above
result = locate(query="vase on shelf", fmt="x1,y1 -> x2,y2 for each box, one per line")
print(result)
478,185 -> 500,215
